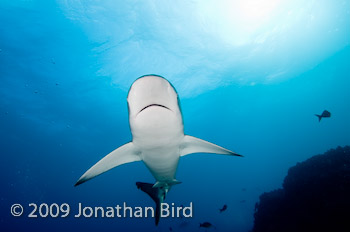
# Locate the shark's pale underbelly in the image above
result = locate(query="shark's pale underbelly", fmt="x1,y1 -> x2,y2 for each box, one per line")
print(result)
130,107 -> 184,183
141,148 -> 180,183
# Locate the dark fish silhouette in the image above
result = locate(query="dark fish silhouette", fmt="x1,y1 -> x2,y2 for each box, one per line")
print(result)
240,200 -> 246,203
315,110 -> 331,122
169,226 -> 173,231
199,222 -> 214,228
219,204 -> 227,212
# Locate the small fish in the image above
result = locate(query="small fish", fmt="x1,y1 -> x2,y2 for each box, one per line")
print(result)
169,226 -> 173,231
315,110 -> 331,122
199,222 -> 214,228
240,200 -> 246,203
219,204 -> 227,212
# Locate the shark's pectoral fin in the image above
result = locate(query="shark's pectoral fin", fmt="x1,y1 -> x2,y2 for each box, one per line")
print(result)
180,135 -> 242,157
75,142 -> 141,186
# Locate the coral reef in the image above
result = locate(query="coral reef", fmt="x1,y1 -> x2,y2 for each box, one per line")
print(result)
253,146 -> 350,232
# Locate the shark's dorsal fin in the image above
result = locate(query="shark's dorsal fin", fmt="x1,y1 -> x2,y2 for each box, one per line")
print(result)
75,142 -> 141,186
180,135 -> 242,157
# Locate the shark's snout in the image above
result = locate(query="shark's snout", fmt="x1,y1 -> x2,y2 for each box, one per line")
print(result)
127,75 -> 178,118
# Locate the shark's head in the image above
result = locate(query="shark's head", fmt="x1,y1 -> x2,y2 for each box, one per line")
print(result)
127,75 -> 183,145
127,75 -> 180,118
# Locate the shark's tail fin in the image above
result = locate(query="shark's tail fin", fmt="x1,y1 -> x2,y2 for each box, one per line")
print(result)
315,114 -> 322,122
136,182 -> 164,226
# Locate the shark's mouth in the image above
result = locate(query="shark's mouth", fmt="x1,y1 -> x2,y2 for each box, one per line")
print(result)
139,104 -> 171,114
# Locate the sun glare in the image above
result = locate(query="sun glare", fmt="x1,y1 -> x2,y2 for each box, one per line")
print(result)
196,0 -> 281,45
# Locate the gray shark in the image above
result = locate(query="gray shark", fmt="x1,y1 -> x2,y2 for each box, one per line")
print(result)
75,75 -> 242,225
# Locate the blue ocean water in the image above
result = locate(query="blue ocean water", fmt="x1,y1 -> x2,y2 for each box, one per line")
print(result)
0,1 -> 349,231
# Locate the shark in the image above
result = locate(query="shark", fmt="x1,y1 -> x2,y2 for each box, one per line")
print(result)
75,75 -> 242,225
